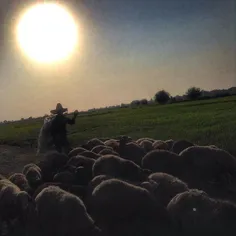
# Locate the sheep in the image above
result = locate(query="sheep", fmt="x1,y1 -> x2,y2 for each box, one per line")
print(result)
104,139 -> 119,150
86,175 -> 113,213
143,172 -> 189,206
136,138 -> 155,145
179,146 -> 236,201
171,139 -> 194,154
22,163 -> 42,190
35,186 -> 101,236
67,155 -> 95,167
8,173 -> 32,194
33,183 -> 86,201
139,140 -> 153,153
53,171 -> 76,184
90,178 -> 172,236
99,148 -> 119,156
142,150 -> 182,177
117,136 -> 146,165
152,140 -> 168,150
37,151 -> 68,182
68,147 -> 87,158
93,155 -> 148,182
0,179 -> 35,234
87,175 -> 112,195
80,150 -> 101,160
167,189 -> 236,236
67,155 -> 95,184
82,138 -> 104,150
58,164 -> 77,173
91,145 -> 112,154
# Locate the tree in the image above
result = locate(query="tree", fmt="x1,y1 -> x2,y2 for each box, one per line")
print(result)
131,100 -> 141,106
186,87 -> 202,100
140,99 -> 148,105
154,90 -> 170,104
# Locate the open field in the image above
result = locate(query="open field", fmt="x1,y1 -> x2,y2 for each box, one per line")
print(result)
0,95 -> 236,156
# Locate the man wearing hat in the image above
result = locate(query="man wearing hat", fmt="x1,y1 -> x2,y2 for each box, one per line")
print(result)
50,103 -> 78,154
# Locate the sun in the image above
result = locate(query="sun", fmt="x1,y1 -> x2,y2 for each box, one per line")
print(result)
16,3 -> 78,64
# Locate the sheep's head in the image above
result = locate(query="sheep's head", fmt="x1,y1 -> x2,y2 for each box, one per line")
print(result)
119,135 -> 131,146
25,168 -> 42,186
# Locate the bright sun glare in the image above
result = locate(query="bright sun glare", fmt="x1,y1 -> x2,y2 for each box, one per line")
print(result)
16,3 -> 78,64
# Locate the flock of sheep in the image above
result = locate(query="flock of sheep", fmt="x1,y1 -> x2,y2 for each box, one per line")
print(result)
1,136 -> 236,236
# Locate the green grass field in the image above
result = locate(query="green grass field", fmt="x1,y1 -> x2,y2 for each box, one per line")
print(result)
1,96 -> 236,156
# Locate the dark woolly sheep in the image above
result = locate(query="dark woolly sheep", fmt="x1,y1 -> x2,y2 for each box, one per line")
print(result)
152,140 -> 168,150
93,155 -> 148,182
140,140 -> 153,153
117,136 -> 146,165
53,171 -> 76,184
171,140 -> 194,154
67,155 -> 95,185
87,175 -> 112,195
82,138 -> 104,150
68,147 -> 87,158
142,150 -> 182,177
90,179 -> 172,236
167,189 -> 236,236
33,182 -> 86,200
136,138 -> 155,144
80,150 -> 101,160
86,175 -> 113,213
35,186 -> 101,236
58,164 -> 77,173
37,151 -> 69,182
104,139 -> 119,150
0,179 -> 36,234
22,163 -> 42,190
145,172 -> 189,206
99,148 -> 119,156
67,155 -> 95,167
179,146 -> 236,201
91,145 -> 112,154
8,173 -> 32,194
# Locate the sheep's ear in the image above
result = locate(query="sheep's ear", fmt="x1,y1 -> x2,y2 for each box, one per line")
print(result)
17,192 -> 30,210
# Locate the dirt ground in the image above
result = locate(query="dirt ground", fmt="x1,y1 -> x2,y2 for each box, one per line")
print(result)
0,145 -> 41,177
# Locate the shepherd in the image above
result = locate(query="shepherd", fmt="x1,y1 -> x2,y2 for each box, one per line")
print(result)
50,103 -> 78,154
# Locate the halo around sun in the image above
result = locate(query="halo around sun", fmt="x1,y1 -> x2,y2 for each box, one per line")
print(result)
16,3 -> 78,64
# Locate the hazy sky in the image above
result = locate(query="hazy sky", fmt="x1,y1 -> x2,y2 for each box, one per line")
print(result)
0,0 -> 235,121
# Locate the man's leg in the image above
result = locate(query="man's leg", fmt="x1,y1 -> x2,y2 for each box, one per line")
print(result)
61,136 -> 71,155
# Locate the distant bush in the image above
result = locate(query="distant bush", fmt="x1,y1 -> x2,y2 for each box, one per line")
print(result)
140,99 -> 148,105
186,87 -> 202,100
131,100 -> 141,106
154,90 -> 170,104
169,96 -> 177,104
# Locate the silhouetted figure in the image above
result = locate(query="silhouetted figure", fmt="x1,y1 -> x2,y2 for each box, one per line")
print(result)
50,103 -> 78,154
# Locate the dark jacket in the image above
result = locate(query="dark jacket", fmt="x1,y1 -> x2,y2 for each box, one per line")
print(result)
50,114 -> 76,137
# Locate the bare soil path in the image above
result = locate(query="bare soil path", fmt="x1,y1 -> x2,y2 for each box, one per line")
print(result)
0,145 -> 39,177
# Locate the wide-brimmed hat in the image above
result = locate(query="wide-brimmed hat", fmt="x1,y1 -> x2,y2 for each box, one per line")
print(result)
50,103 -> 68,114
